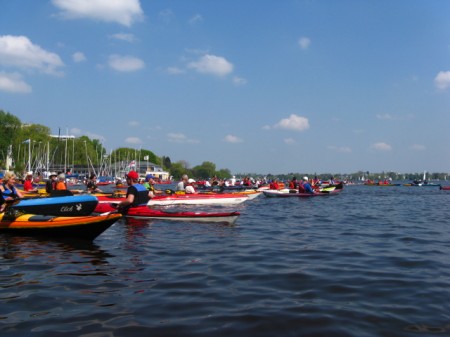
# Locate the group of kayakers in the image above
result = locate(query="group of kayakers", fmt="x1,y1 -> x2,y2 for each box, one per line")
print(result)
284,176 -> 316,194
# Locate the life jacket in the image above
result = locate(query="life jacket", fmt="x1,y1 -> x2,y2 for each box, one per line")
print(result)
2,183 -> 18,199
128,184 -> 149,206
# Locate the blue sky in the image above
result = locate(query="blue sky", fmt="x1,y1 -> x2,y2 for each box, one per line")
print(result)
1,0 -> 449,174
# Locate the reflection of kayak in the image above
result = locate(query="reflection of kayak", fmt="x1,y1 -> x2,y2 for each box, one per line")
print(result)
11,194 -> 99,216
0,213 -> 121,240
263,183 -> 343,198
94,203 -> 240,225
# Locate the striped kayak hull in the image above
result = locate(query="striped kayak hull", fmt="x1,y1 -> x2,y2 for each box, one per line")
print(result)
0,213 -> 121,240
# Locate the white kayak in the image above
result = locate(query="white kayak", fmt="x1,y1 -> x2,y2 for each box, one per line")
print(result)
147,193 -> 249,206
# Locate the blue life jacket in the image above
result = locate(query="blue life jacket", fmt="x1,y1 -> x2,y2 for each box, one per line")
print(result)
127,184 -> 149,206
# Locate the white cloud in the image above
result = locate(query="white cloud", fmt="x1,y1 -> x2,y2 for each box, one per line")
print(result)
110,33 -> 137,43
0,72 -> 32,93
72,52 -> 86,63
411,144 -> 426,151
188,54 -> 233,77
274,114 -> 310,131
0,35 -> 64,75
167,133 -> 199,144
284,138 -> 296,144
328,145 -> 352,153
52,0 -> 144,27
233,76 -> 247,86
371,142 -> 392,151
125,136 -> 142,144
434,71 -> 450,90
224,135 -> 242,143
298,37 -> 311,50
70,127 -> 104,141
189,14 -> 203,25
108,55 -> 145,72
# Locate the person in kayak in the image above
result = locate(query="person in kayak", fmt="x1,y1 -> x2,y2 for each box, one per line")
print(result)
0,171 -> 24,200
185,179 -> 197,194
115,171 -> 150,211
55,173 -> 68,190
23,171 -> 38,193
86,173 -> 103,193
45,172 -> 58,193
143,174 -> 162,198
300,176 -> 315,194
176,174 -> 189,191
288,176 -> 298,189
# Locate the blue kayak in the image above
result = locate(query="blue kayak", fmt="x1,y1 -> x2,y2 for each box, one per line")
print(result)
11,194 -> 98,216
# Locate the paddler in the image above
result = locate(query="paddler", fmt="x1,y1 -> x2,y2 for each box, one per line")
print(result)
115,171 -> 150,212
143,174 -> 162,198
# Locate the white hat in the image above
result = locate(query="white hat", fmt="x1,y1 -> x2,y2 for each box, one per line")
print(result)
303,176 -> 309,181
188,178 -> 196,183
26,171 -> 33,176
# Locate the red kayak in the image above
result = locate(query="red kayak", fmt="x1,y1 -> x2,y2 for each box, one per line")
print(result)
95,203 -> 240,225
440,185 -> 450,190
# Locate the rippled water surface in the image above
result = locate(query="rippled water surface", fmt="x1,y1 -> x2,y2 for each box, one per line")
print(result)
1,184 -> 450,336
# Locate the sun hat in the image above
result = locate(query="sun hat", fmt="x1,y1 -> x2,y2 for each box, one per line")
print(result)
26,171 -> 33,176
49,172 -> 57,177
188,178 -> 196,183
127,171 -> 139,180
303,176 -> 309,181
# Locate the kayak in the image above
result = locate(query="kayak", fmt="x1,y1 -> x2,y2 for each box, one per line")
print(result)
262,183 -> 343,198
0,212 -> 121,240
440,186 -> 450,190
147,193 -> 249,206
94,203 -> 240,225
11,194 -> 99,216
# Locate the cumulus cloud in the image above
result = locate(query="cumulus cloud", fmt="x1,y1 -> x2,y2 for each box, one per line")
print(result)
72,52 -> 86,63
52,0 -> 144,27
125,136 -> 142,144
224,135 -> 242,143
274,114 -> 310,131
167,133 -> 199,144
434,71 -> 450,90
298,37 -> 311,50
0,72 -> 32,93
372,142 -> 392,151
108,54 -> 145,72
110,33 -> 137,43
0,35 -> 64,75
188,54 -> 233,77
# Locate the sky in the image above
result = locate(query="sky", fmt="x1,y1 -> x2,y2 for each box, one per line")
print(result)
0,0 -> 449,175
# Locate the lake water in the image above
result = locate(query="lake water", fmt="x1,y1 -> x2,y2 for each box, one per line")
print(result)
1,183 -> 450,337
